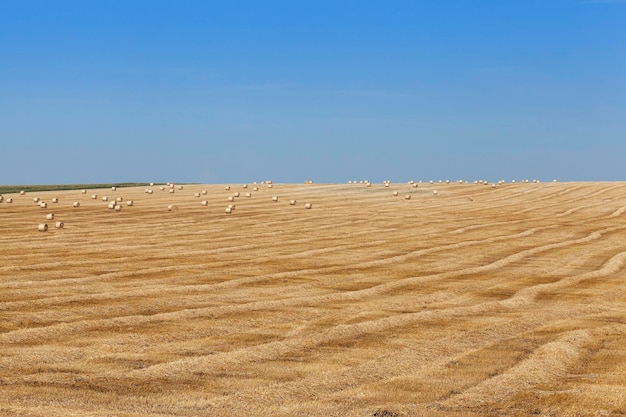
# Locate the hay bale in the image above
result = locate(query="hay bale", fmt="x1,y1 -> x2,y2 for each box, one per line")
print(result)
38,224 -> 48,232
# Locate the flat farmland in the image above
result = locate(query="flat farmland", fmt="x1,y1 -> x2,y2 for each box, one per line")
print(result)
1,181 -> 626,417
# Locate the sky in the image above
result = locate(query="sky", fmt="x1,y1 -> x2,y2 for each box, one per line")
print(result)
1,0 -> 625,184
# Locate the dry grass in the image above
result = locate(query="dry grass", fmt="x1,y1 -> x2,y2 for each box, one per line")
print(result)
1,181 -> 626,417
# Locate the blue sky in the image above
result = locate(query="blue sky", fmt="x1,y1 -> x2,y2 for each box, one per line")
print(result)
1,1 -> 624,184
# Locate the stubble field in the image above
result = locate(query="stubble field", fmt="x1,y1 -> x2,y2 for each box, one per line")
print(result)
1,181 -> 626,417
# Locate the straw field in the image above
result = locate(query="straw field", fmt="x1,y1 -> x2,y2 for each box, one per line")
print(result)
1,181 -> 625,416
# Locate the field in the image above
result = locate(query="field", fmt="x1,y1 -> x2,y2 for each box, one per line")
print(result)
1,181 -> 626,417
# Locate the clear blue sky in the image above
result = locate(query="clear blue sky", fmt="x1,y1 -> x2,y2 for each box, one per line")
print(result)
1,1 -> 624,184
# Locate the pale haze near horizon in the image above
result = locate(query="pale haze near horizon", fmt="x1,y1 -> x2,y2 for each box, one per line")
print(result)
1,1 -> 624,185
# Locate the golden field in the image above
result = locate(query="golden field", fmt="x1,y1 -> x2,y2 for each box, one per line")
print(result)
1,181 -> 626,417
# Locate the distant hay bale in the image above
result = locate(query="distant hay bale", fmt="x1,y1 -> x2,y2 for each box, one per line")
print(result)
253,187 -> 259,191
409,180 -> 414,184
39,202 -> 47,208
225,207 -> 232,214
52,198 -> 58,203
150,182 -> 154,186
81,189 -> 87,194
289,200 -> 297,205
160,186 -> 165,191
392,191 -> 399,196
446,179 -> 450,184
55,221 -> 64,229
304,203 -> 312,209
178,185 -> 184,190
168,189 -> 174,194
225,186 -> 231,191
72,202 -> 80,208
167,204 -> 178,211
553,179 -> 558,182
33,197 -> 40,203
433,190 -> 438,195
412,183 -> 418,188
102,196 -> 108,201
20,191 -> 25,195
272,196 -> 278,202
404,194 -> 411,200
245,192 -> 251,198
492,184 -> 496,188
111,186 -> 117,191
228,196 -> 235,202
108,202 -> 116,209
268,184 -> 273,188
46,213 -> 54,220
429,180 -> 434,184
114,205 -> 122,211
147,189 -> 154,194
227,204 -> 235,210
6,198 -> 13,203
194,193 -> 201,197
126,200 -> 134,206
243,184 -> 248,188
38,223 -> 48,232
201,200 -> 208,206
91,194 -> 98,199
201,190 -> 207,195
234,192 -> 240,197
384,183 -> 390,187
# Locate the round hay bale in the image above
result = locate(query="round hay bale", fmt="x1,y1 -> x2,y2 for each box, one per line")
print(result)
114,205 -> 122,211
102,196 -> 108,201
253,187 -> 259,191
6,198 -> 13,203
225,207 -> 232,214
268,184 -> 273,188
272,196 -> 278,202
405,194 -> 411,200
40,202 -> 47,208
55,221 -> 64,229
108,202 -> 116,209
225,186 -> 231,191
433,190 -> 438,195
111,186 -> 117,191
20,191 -> 25,195
33,197 -> 40,203
46,213 -> 54,220
38,223 -> 48,232
194,193 -> 201,197
72,202 -> 80,208
228,196 -> 235,202
167,204 -> 177,211
178,185 -> 184,190
234,192 -> 240,197
245,193 -> 251,198
81,189 -> 87,194
91,194 -> 98,199
160,186 -> 165,191
392,191 -> 399,196
304,203 -> 312,209
289,200 -> 297,205
242,184 -> 248,189
126,200 -> 134,206
168,189 -> 174,194
150,182 -> 154,186
201,200 -> 208,206
52,198 -> 58,203
201,190 -> 207,195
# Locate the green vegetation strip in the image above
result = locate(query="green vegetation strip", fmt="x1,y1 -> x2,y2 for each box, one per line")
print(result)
0,183 -> 165,194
